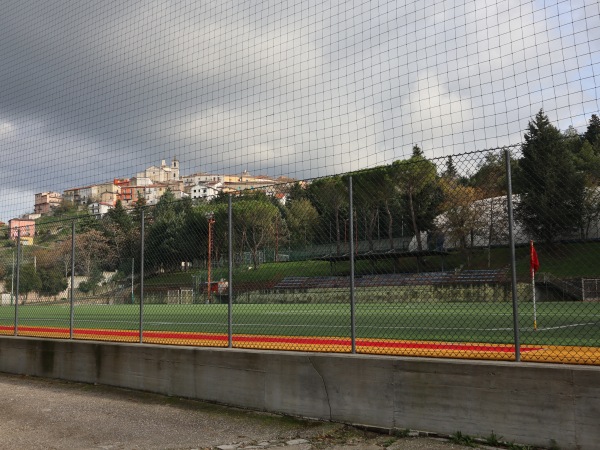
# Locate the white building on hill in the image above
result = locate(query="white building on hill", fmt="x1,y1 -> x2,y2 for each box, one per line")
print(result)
136,158 -> 180,183
190,182 -> 222,200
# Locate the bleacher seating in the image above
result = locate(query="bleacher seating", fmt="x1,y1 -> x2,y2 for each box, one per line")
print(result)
273,269 -> 507,291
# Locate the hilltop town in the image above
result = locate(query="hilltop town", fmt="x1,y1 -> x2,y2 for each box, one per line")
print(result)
6,158 -> 295,243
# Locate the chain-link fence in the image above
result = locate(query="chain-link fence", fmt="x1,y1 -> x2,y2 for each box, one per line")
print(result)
2,147 -> 600,364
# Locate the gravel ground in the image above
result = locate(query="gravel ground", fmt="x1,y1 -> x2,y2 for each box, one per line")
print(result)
0,373 -> 501,450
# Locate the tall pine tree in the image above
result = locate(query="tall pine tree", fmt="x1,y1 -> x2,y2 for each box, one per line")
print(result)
584,114 -> 600,146
515,109 -> 585,242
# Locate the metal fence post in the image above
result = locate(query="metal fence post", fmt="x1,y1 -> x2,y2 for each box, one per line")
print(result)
14,228 -> 20,336
504,148 -> 521,361
348,176 -> 356,354
131,258 -> 135,304
70,220 -> 75,339
140,210 -> 145,343
228,194 -> 233,348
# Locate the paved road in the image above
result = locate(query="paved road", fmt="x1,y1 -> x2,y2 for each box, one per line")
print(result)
0,373 -> 494,450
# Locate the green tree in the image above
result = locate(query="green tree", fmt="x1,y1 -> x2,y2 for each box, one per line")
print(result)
563,125 -> 584,159
350,166 -> 400,251
57,229 -> 114,276
577,114 -> 600,184
105,200 -> 132,230
515,109 -> 585,242
181,202 -> 228,268
233,198 -> 280,268
286,182 -> 309,204
307,177 -> 347,254
285,198 -> 319,248
469,151 -> 509,196
102,200 -> 136,272
38,267 -> 68,297
17,264 -> 42,301
574,140 -> 600,179
438,179 -> 487,264
52,199 -> 78,217
468,151 -> 513,266
76,212 -> 101,233
377,166 -> 404,250
78,267 -> 104,295
572,139 -> 600,238
443,155 -> 458,179
145,191 -> 188,272
584,114 -> 600,146
392,145 -> 441,258
131,196 -> 147,225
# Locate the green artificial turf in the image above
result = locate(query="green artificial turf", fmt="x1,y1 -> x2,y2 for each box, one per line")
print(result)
2,301 -> 599,347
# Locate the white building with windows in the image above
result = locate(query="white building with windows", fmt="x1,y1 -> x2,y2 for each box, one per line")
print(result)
190,182 -> 222,200
63,182 -> 119,206
182,172 -> 223,188
140,184 -> 169,205
136,158 -> 180,183
88,202 -> 113,218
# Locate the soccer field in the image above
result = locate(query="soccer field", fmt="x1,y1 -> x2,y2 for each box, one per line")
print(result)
1,301 -> 599,348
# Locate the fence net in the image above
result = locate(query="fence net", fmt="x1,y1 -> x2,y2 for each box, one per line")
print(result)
3,145 -> 600,364
1,0 -> 600,364
2,1 -> 600,219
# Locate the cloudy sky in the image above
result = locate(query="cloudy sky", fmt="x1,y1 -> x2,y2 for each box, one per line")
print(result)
1,0 -> 599,221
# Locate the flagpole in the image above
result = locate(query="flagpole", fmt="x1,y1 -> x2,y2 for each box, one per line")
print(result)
531,240 -> 537,331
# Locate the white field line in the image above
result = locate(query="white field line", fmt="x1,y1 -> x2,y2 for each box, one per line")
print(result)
260,310 -> 513,316
535,322 -> 598,331
230,323 -> 515,332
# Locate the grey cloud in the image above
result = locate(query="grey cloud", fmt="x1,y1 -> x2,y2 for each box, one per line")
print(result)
1,0 -> 599,220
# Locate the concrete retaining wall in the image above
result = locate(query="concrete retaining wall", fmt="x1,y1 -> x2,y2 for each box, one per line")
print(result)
0,337 -> 598,449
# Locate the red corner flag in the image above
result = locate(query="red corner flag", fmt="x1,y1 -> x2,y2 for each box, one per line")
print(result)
530,240 -> 540,277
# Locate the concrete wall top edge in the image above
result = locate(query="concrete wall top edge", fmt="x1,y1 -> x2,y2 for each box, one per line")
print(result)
3,336 -> 599,375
